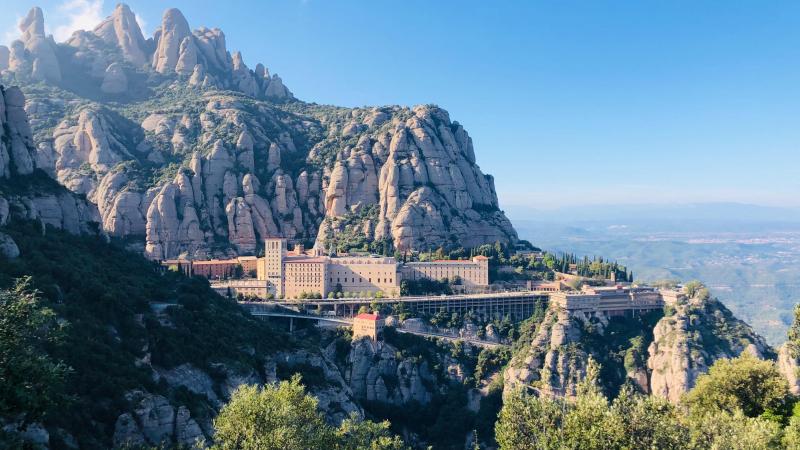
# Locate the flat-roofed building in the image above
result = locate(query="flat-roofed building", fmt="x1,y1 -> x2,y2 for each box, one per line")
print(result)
192,259 -> 239,279
211,279 -> 271,299
551,285 -> 664,317
401,256 -> 489,289
283,256 -> 328,299
353,313 -> 385,340
237,256 -> 259,276
328,255 -> 399,297
161,259 -> 192,276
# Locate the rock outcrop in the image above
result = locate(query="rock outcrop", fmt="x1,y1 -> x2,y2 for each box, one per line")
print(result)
0,232 -> 20,259
647,293 -> 773,403
777,343 -> 800,395
152,8 -> 192,74
93,3 -> 149,66
0,85 -> 101,233
112,391 -> 205,448
100,62 -> 128,94
503,307 -> 588,398
7,7 -> 62,83
4,5 -> 514,258
0,86 -> 36,178
344,338 -> 436,405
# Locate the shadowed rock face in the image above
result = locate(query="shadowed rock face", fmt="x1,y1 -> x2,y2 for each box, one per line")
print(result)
2,4 -> 517,258
0,85 -> 101,233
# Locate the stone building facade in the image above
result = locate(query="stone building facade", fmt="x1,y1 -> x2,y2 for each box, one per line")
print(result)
401,256 -> 490,288
353,313 -> 385,340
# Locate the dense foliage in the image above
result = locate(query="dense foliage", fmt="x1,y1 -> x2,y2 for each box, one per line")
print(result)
0,279 -> 69,441
496,355 -> 799,450
0,220 -> 288,447
213,376 -> 407,450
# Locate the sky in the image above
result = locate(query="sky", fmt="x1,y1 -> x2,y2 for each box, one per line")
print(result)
2,0 -> 799,211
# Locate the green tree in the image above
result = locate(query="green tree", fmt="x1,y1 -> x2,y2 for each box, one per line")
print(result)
788,304 -> 800,356
334,413 -> 408,450
611,386 -> 691,449
682,353 -> 790,419
495,389 -> 565,450
0,278 -> 69,424
687,409 -> 783,449
212,376 -> 334,450
213,377 -> 407,450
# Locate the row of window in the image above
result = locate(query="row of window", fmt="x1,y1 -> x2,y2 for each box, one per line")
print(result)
330,277 -> 394,284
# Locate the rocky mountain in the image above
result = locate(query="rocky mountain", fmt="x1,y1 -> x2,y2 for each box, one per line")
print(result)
0,84 -> 99,237
0,4 -> 517,259
504,288 -> 773,403
646,292 -> 773,403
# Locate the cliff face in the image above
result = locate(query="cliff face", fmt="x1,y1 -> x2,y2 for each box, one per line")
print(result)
503,308 -> 589,398
646,294 -> 773,403
0,85 -> 100,235
1,5 -> 516,259
503,292 -> 773,403
341,338 -> 439,405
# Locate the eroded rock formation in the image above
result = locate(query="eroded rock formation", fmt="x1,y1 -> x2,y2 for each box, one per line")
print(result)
647,294 -> 772,403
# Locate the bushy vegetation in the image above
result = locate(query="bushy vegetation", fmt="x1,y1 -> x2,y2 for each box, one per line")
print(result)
399,278 -> 452,296
0,278 -> 69,440
213,376 -> 407,450
578,311 -> 663,397
0,220 -> 289,447
496,355 -> 798,450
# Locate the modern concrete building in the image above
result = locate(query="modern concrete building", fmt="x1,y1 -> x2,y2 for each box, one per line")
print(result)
352,313 -> 385,340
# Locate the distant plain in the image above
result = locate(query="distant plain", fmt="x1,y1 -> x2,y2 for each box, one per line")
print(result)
510,203 -> 800,345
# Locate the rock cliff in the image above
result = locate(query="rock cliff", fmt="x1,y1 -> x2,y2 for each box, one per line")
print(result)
1,4 -> 517,259
342,338 -> 438,405
0,84 -> 100,234
646,292 -> 773,403
778,343 -> 800,395
503,307 -> 590,398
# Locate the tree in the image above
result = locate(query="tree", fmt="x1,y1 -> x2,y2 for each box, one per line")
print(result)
495,389 -> 565,450
611,386 -> 691,449
212,376 -> 334,450
682,353 -> 791,419
334,413 -> 408,450
213,377 -> 407,450
0,278 -> 69,424
788,304 -> 800,355
687,409 -> 783,449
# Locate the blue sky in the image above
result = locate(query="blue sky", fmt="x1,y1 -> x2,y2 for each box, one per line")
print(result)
2,0 -> 800,209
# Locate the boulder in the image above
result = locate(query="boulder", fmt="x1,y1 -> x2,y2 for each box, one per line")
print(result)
0,232 -> 20,259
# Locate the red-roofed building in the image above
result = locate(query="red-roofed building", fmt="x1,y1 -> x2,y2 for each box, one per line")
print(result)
353,313 -> 385,340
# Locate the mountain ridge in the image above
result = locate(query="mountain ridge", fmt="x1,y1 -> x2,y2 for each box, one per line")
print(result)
0,4 -> 518,259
